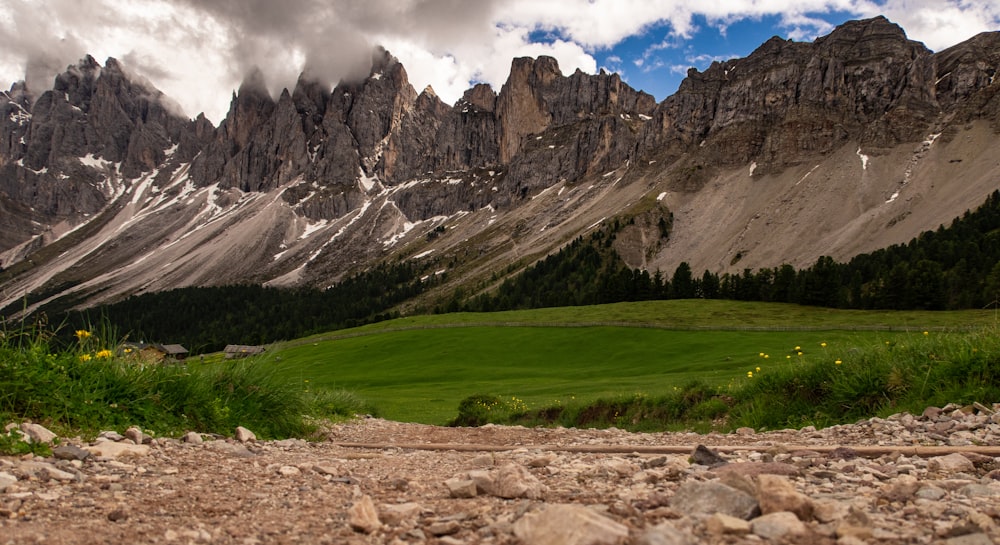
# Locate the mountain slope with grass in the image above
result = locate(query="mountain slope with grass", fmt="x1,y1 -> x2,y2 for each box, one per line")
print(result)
2,17 -> 1000,317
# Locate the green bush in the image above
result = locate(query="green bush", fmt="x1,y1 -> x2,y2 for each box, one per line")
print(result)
451,394 -> 529,426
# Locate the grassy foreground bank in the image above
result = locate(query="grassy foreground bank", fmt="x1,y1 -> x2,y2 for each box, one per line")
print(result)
0,324 -> 371,445
2,301 -> 997,446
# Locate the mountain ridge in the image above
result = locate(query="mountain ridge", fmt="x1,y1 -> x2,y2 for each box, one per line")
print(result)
2,16 -> 999,315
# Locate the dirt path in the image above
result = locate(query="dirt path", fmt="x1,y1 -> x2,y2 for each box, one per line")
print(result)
3,410 -> 1000,544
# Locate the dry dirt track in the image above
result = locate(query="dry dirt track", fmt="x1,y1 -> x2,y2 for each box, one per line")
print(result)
3,410 -> 1000,544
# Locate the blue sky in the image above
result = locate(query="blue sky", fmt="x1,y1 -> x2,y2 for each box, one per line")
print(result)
590,14 -> 824,99
1,1 -> 999,123
541,7 -> 981,102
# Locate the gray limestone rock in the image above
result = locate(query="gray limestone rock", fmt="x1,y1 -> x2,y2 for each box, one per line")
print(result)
670,480 -> 759,520
52,444 -> 91,461
690,444 -> 726,466
929,453 -> 976,475
20,423 -> 57,444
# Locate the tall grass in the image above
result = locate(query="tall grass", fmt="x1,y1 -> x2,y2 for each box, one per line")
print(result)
0,321 -> 372,440
455,327 -> 1000,431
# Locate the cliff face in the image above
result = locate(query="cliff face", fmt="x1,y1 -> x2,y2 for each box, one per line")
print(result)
2,17 -> 1000,314
641,16 -> 947,181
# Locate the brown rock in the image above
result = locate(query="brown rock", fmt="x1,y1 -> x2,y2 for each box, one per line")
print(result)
513,504 -> 629,545
756,474 -> 814,521
705,513 -> 752,535
348,495 -> 381,534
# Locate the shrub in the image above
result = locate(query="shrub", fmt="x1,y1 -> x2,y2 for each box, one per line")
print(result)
0,320 -> 371,439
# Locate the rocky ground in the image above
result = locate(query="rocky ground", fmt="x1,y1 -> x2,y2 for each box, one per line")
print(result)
3,404 -> 1000,545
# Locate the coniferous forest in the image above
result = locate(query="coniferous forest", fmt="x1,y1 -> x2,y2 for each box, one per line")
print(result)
29,190 -> 1000,353
55,263 -> 433,353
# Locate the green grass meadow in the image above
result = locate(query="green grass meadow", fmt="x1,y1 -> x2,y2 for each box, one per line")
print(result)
3,300 -> 996,446
272,301 -> 995,424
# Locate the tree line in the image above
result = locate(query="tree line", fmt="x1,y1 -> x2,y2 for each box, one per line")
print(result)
57,262 -> 434,353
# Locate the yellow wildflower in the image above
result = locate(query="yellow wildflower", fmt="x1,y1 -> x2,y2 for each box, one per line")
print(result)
747,371 -> 753,378
95,349 -> 113,359
820,342 -> 827,347
79,354 -> 92,362
755,367 -> 761,372
835,359 -> 842,365
75,330 -> 92,340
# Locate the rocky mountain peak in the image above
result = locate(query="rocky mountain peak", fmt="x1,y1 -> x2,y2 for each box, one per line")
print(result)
496,56 -> 559,163
461,84 -> 497,112
815,15 -> 929,59
933,31 -> 1000,112
221,68 -> 277,152
5,19 -> 1000,314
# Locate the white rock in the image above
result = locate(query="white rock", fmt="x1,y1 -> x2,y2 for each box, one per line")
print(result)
751,511 -> 807,539
348,495 -> 381,534
44,466 -> 77,482
947,533 -> 995,545
0,472 -> 17,492
312,464 -> 339,476
19,423 -> 57,444
379,502 -> 421,525
513,504 -> 629,545
637,522 -> 695,545
492,464 -> 545,499
468,453 -> 494,467
928,453 -> 975,474
444,477 -> 477,498
756,474 -> 814,520
235,426 -> 256,443
124,426 -> 145,444
705,512 -> 751,535
83,442 -> 151,459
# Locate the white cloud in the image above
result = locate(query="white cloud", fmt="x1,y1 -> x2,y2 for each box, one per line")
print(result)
858,0 -> 1000,50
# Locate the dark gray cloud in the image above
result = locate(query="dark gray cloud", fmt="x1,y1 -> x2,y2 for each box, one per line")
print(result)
0,0 -> 88,93
172,0 -> 503,89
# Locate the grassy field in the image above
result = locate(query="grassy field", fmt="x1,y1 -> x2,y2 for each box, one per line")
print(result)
272,301 -> 995,424
2,299 -> 996,446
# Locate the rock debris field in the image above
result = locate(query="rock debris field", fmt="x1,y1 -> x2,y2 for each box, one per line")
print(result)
4,404 -> 1000,544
